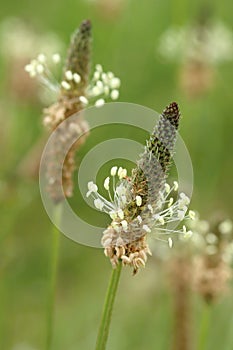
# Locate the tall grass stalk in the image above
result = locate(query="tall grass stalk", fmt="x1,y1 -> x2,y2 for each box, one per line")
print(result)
95,263 -> 122,350
172,258 -> 193,350
46,203 -> 62,350
197,304 -> 211,350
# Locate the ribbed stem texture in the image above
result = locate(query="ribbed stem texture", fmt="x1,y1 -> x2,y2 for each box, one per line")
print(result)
95,263 -> 122,350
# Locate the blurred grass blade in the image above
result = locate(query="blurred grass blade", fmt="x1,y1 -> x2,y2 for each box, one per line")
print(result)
46,203 -> 62,350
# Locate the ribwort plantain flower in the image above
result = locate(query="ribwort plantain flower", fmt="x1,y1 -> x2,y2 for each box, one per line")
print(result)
158,20 -> 233,98
25,20 -> 121,202
87,102 -> 193,274
0,17 -> 63,102
190,215 -> 233,303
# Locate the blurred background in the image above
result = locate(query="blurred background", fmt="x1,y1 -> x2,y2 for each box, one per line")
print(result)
0,0 -> 233,349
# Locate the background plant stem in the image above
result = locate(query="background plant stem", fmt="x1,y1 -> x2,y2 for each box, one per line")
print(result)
198,304 -> 211,350
95,262 -> 122,350
46,203 -> 62,350
172,257 -> 193,350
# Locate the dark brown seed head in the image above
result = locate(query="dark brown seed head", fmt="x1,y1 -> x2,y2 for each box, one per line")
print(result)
162,101 -> 180,129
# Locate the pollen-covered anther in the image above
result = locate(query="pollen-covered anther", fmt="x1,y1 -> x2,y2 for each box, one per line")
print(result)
121,220 -> 128,232
118,167 -> 127,179
165,183 -> 170,193
168,197 -> 174,207
52,53 -> 61,63
73,73 -> 81,84
86,181 -> 98,197
136,195 -> 142,207
95,98 -> 105,107
188,210 -> 196,220
65,70 -> 73,80
110,166 -> 118,176
117,209 -> 124,220
173,181 -> 179,191
61,81 -> 71,90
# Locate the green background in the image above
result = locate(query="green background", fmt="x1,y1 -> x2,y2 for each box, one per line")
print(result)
0,0 -> 233,349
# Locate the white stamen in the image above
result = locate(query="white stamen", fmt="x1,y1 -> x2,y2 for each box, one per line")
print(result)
168,237 -> 173,248
94,198 -> 104,211
173,181 -> 178,191
96,64 -> 103,72
118,167 -> 127,179
109,211 -> 117,220
37,53 -> 46,63
110,166 -> 118,176
136,195 -> 142,207
158,216 -> 165,225
107,71 -> 114,79
86,181 -> 98,197
110,77 -> 121,89
65,70 -> 73,80
179,193 -> 190,205
95,99 -> 105,108
177,209 -> 186,220
143,225 -> 151,233
104,177 -> 110,191
52,53 -> 61,64
218,219 -> 233,234
93,71 -> 100,80
168,197 -> 173,207
117,209 -> 124,220
61,81 -> 71,90
96,80 -> 104,89
121,220 -> 128,231
165,183 -> 170,193
73,73 -> 81,84
104,86 -> 110,96
79,96 -> 89,105
36,64 -> 44,74
183,230 -> 193,239
188,210 -> 196,220
110,89 -> 119,100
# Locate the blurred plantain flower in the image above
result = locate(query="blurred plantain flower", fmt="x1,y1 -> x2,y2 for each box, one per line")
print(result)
25,20 -> 121,202
190,215 -> 233,303
0,17 -> 63,102
158,20 -> 233,98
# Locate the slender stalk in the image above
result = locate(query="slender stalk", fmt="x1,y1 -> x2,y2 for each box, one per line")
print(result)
171,257 -> 193,350
197,304 -> 211,350
95,263 -> 122,350
46,203 -> 62,350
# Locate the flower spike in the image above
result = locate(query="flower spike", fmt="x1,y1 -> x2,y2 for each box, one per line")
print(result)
87,102 -> 192,274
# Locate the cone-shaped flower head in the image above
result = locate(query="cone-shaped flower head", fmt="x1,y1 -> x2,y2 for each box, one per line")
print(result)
87,102 -> 192,274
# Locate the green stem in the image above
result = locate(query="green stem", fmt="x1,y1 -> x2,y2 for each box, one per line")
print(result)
95,263 -> 122,350
197,304 -> 211,350
46,203 -> 62,350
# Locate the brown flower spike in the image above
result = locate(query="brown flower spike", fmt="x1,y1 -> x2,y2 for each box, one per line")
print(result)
25,20 -> 121,202
43,20 -> 92,202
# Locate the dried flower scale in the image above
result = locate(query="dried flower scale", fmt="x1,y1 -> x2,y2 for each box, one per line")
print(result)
25,20 -> 121,202
87,102 -> 193,274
